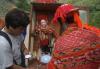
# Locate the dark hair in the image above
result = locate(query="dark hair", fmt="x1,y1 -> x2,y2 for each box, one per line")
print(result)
5,8 -> 30,29
65,14 -> 74,24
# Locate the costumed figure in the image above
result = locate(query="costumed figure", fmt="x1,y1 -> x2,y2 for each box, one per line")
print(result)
33,19 -> 58,61
48,4 -> 100,69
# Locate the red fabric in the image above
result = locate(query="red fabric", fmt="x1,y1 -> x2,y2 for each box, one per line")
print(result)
48,60 -> 55,69
48,29 -> 100,69
84,24 -> 100,36
34,25 -> 58,47
74,13 -> 83,28
52,3 -> 100,36
52,4 -> 78,23
49,4 -> 100,69
62,24 -> 78,35
36,14 -> 48,22
40,39 -> 49,46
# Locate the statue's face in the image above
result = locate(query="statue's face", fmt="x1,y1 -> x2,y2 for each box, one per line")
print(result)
40,19 -> 47,27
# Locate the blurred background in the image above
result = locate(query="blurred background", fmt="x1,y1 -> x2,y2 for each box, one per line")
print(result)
0,0 -> 100,28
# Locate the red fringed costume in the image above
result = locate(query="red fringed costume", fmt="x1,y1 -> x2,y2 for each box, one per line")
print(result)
48,4 -> 100,69
33,22 -> 58,53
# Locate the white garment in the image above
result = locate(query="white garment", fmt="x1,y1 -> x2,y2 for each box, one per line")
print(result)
8,34 -> 24,65
0,29 -> 24,69
0,36 -> 13,69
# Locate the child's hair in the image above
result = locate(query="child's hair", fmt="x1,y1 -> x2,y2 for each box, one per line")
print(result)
5,8 -> 30,29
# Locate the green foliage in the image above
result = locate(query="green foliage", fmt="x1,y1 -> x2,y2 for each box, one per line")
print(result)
89,11 -> 100,28
15,0 -> 31,11
15,0 -> 100,28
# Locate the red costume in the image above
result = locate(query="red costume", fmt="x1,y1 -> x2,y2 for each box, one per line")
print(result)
48,4 -> 100,69
34,23 -> 58,53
